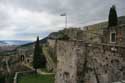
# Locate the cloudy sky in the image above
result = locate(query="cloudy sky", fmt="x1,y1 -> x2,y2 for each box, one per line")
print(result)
0,0 -> 125,41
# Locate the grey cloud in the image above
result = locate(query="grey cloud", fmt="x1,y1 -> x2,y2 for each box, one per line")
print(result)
0,8 -> 11,29
0,0 -> 64,14
1,0 -> 125,22
0,0 -> 125,40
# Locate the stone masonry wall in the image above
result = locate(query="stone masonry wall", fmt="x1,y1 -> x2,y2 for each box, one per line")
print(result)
55,40 -> 125,83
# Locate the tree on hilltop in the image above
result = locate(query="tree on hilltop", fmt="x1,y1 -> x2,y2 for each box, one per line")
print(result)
108,5 -> 118,27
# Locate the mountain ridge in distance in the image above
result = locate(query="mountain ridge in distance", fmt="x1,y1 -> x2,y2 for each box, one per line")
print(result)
0,40 -> 32,46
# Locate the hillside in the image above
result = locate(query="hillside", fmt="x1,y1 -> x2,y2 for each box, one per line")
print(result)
0,40 -> 31,46
0,40 -> 31,55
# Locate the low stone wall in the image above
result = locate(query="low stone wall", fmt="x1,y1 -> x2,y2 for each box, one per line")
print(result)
55,40 -> 125,83
14,70 -> 35,83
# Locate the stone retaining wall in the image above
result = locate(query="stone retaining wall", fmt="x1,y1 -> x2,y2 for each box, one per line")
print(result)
55,40 -> 125,83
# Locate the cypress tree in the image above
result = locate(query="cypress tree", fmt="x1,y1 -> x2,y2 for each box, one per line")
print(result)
0,75 -> 5,83
33,36 -> 46,71
108,5 -> 118,27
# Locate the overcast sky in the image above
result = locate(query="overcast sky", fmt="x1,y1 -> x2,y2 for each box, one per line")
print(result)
0,0 -> 125,40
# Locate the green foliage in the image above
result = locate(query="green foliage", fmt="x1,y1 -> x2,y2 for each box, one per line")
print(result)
33,36 -> 46,70
18,74 -> 55,83
49,30 -> 70,40
108,5 -> 118,27
57,31 -> 70,40
0,75 -> 5,83
58,32 -> 70,40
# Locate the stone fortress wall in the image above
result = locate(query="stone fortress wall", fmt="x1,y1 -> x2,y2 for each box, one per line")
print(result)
55,40 -> 125,83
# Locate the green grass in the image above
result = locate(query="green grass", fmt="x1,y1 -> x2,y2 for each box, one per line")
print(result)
18,74 -> 55,83
40,68 -> 52,73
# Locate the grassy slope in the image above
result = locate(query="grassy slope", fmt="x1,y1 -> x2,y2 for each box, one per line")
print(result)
18,74 -> 55,83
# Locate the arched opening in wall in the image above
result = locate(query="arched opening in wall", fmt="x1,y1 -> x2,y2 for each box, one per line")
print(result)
21,55 -> 25,62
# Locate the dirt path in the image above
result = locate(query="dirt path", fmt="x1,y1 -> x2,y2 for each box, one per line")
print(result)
22,63 -> 55,75
5,56 -> 10,73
